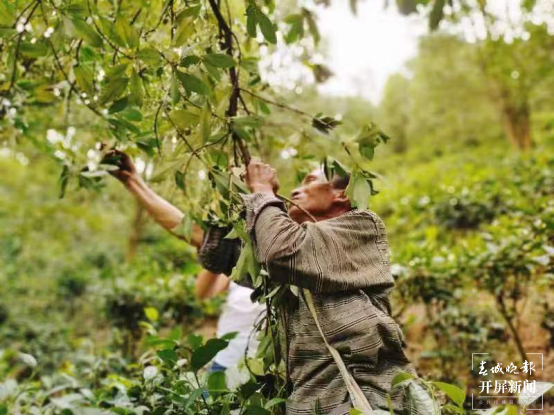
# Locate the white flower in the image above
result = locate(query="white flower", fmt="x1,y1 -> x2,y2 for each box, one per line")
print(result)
143,366 -> 158,380
19,353 -> 37,368
47,129 -> 63,144
44,27 -> 54,38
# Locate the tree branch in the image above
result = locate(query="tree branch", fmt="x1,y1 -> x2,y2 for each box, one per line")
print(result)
4,0 -> 40,97
207,0 -> 251,165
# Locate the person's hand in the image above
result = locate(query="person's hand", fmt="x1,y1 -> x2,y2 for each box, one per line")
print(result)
102,149 -> 138,185
246,157 -> 280,195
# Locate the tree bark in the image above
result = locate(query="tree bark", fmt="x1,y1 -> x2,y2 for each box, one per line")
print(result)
126,202 -> 146,262
500,101 -> 533,151
496,294 -> 529,364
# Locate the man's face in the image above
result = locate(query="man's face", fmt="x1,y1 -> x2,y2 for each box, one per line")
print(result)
288,169 -> 345,223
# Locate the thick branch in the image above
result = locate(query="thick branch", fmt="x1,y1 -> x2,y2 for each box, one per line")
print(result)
207,0 -> 250,165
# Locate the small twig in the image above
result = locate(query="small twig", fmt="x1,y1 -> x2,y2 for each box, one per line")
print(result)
37,1 -> 103,117
142,0 -> 172,38
277,193 -> 317,222
193,371 -> 211,413
184,96 -> 226,121
130,9 -> 142,25
240,88 -> 312,118
153,99 -> 165,154
86,0 -> 134,60
180,132 -> 230,191
13,1 -> 37,28
238,92 -> 251,114
165,109 -> 212,169
5,0 -> 40,97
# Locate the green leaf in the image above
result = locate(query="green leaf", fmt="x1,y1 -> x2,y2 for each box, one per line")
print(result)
233,115 -> 263,128
180,55 -> 202,67
187,333 -> 204,350
355,123 -> 390,161
0,0 -> 15,26
244,405 -> 270,415
115,18 -> 139,49
100,75 -> 129,104
121,107 -> 142,122
199,102 -> 211,143
137,138 -> 157,156
191,338 -> 229,371
168,326 -> 182,341
168,109 -> 200,130
144,306 -> 159,322
246,4 -> 258,38
264,398 -> 286,410
73,65 -> 94,95
221,331 -> 238,341
207,371 -> 227,392
522,0 -> 537,11
176,72 -> 210,95
175,170 -> 185,191
312,115 -> 341,134
345,173 -> 371,211
257,10 -> 277,44
108,96 -> 129,114
129,69 -> 144,107
137,48 -> 161,66
231,240 -> 260,284
170,72 -> 181,104
204,53 -> 235,68
391,371 -> 415,387
71,18 -> 103,47
19,42 -> 48,58
348,408 -> 363,415
173,13 -> 195,47
432,381 -> 465,407
304,10 -> 320,45
255,334 -> 272,359
157,349 -> 178,366
405,379 -> 437,415
177,4 -> 202,20
285,14 -> 304,44
203,62 -> 222,82
59,165 -> 70,199
65,2 -> 87,17
184,387 -> 205,411
98,16 -> 125,47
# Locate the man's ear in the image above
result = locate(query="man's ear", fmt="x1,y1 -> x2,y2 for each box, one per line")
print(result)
333,189 -> 350,207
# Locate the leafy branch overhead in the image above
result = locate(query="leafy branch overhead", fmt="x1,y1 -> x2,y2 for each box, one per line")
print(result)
0,0 -> 394,216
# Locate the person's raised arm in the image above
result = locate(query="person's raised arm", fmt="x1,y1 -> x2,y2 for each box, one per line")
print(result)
195,270 -> 230,300
104,150 -> 203,249
242,159 -> 394,293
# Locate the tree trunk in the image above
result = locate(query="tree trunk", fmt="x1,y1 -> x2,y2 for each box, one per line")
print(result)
126,202 -> 146,262
496,294 -> 529,364
500,101 -> 533,151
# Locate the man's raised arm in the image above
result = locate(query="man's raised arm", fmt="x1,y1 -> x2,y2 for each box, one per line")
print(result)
105,150 -> 203,249
242,159 -> 394,294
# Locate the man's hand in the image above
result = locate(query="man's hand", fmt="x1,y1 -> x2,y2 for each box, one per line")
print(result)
102,149 -> 137,185
246,157 -> 280,195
